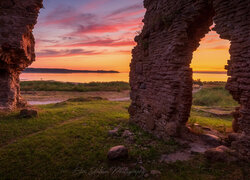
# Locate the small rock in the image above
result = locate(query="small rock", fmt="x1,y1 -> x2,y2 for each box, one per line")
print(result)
202,134 -> 221,146
150,170 -> 161,176
107,145 -> 128,160
19,109 -> 38,118
122,130 -> 133,137
205,145 -> 237,162
189,142 -> 209,154
108,127 -> 119,136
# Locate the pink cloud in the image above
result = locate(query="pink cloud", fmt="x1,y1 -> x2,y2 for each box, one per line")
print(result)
82,0 -> 111,11
72,17 -> 142,35
48,38 -> 135,48
37,49 -> 102,58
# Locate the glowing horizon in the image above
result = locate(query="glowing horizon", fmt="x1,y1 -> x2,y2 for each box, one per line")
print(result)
32,0 -> 230,73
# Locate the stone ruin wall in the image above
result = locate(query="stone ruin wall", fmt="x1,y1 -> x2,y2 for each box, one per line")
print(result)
129,0 -> 249,160
213,0 -> 250,159
0,0 -> 43,109
0,0 -> 249,160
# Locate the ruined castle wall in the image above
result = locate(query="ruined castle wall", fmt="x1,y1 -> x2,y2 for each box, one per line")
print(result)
129,0 -> 215,140
213,0 -> 250,135
130,0 -> 249,159
0,0 -> 43,109
213,0 -> 250,160
0,0 -> 249,160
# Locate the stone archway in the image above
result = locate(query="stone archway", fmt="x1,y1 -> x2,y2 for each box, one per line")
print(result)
0,0 -> 249,160
129,0 -> 249,160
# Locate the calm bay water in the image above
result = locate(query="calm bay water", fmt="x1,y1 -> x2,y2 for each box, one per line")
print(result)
20,72 -> 228,83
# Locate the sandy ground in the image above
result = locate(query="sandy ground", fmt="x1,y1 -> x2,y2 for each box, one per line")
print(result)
21,90 -> 130,105
21,86 -> 201,105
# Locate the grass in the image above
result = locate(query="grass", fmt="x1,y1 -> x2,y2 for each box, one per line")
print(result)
0,99 -> 249,179
20,81 -> 130,92
191,84 -> 237,132
0,100 -> 179,179
193,86 -> 238,107
189,109 -> 233,133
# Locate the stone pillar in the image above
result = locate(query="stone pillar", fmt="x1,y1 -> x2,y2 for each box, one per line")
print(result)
0,70 -> 24,109
0,0 -> 43,109
213,0 -> 250,161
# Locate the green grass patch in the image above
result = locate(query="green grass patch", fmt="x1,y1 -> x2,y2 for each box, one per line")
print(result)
20,81 -> 130,92
0,100 -> 249,179
189,109 -> 233,133
0,100 -> 179,179
193,87 -> 238,107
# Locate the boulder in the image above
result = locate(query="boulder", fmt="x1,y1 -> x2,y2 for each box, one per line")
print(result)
122,130 -> 133,137
19,109 -> 38,118
205,145 -> 237,162
201,134 -> 221,146
107,145 -> 128,160
108,127 -> 119,136
150,170 -> 161,176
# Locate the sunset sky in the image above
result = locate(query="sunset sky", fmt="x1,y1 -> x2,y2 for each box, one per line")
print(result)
32,0 -> 230,72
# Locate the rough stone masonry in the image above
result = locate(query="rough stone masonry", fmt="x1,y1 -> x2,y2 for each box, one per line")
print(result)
129,0 -> 249,160
0,0 -> 42,109
0,0 -> 249,160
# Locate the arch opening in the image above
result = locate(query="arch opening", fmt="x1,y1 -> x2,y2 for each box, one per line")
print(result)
189,24 -> 240,135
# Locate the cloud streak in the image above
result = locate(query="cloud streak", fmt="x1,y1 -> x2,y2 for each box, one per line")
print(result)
37,49 -> 102,58
49,38 -> 135,48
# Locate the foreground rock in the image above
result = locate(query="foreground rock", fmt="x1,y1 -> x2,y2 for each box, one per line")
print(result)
205,145 -> 237,162
122,130 -> 135,143
107,145 -> 128,160
108,127 -> 119,136
19,109 -> 38,118
201,134 -> 221,146
122,130 -> 133,137
150,170 -> 161,176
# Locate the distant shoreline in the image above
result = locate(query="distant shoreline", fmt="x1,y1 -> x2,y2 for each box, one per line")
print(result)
23,68 -> 226,74
193,71 -> 227,74
23,68 -> 119,74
